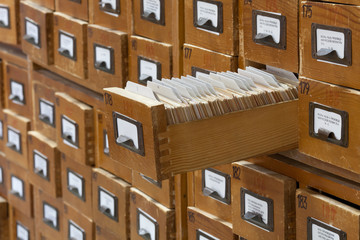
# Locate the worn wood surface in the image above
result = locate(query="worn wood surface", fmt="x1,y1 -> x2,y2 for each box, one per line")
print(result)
0,0 -> 20,45
7,160 -> 33,218
0,43 -> 27,69
249,154 -> 360,206
130,187 -> 176,240
296,188 -> 360,240
0,110 -> 4,153
20,1 -> 53,65
87,25 -> 128,92
3,109 -> 31,169
55,0 -> 88,21
0,152 -> 7,198
194,163 -> 232,223
187,207 -> 237,240
61,154 -> 93,219
95,225 -> 121,240
34,187 -> 63,240
53,12 -> 87,80
31,0 -> 54,10
175,173 -> 188,240
243,0 -> 299,73
9,205 -> 33,240
187,172 -> 195,207
232,161 -> 296,239
63,202 -> 95,240
0,197 -> 8,240
55,92 -> 95,166
183,44 -> 239,76
185,0 -> 239,56
299,77 -> 360,175
300,1 -> 360,89
92,167 -> 130,239
28,131 -> 61,198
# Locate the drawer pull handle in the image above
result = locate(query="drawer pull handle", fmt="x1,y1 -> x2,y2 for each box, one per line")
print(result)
203,187 -> 220,198
6,142 -> 17,150
244,211 -> 265,225
0,21 -> 6,28
139,74 -> 153,85
99,206 -> 112,215
98,2 -> 114,11
9,189 -> 21,198
68,185 -> 80,196
254,33 -> 276,45
95,61 -> 107,69
318,128 -> 336,141
139,228 -> 151,240
58,48 -> 70,56
197,17 -> 215,29
143,11 -> 157,21
23,34 -> 36,45
43,218 -> 56,228
39,114 -> 50,123
63,133 -> 73,142
9,94 -> 21,102
116,135 -> 135,148
317,48 -> 341,61
34,167 -> 44,176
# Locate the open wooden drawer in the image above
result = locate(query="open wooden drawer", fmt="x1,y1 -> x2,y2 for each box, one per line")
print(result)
103,88 -> 298,181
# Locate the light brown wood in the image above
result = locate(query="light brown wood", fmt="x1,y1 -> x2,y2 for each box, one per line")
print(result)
187,207 -> 236,240
0,197 -> 8,240
55,0 -> 88,21
175,173 -> 188,240
187,172 -> 195,207
87,25 -> 128,92
0,152 -> 8,198
299,77 -> 360,175
296,188 -> 360,240
129,187 -> 176,240
5,63 -> 32,119
61,154 -> 93,219
0,110 -> 5,153
242,0 -> 299,73
104,87 -> 298,181
55,92 -> 95,166
6,160 -> 33,218
248,154 -> 360,206
194,164 -> 232,223
34,187 -> 63,240
9,206 -> 34,240
0,43 -> 27,69
30,0 -> 54,10
129,35 -> 173,83
232,161 -> 296,239
28,131 -> 61,198
20,1 -> 53,65
53,12 -> 87,80
184,0 -> 239,56
92,168 -> 131,239
63,203 -> 95,240
3,109 -> 31,169
95,225 -> 121,240
94,109 -> 132,183
0,0 -> 20,45
183,44 -> 239,76
300,1 -> 360,89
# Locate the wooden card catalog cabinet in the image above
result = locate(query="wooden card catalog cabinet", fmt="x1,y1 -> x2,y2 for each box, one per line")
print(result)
185,0 -> 239,56
243,0 -> 299,73
103,87 -> 297,181
300,1 -> 360,89
0,153 -> 7,198
53,12 -> 88,80
3,109 -> 31,169
7,161 -> 33,218
232,161 -> 296,240
299,77 -> 360,175
129,187 -> 175,240
55,0 -> 88,21
0,0 -> 20,45
194,164 -> 232,223
10,206 -> 34,240
34,188 -> 63,240
5,63 -> 32,119
20,1 -> 53,65
95,225 -> 120,240
61,155 -> 93,218
296,188 -> 360,240
183,44 -> 239,77
130,35 -> 172,85
55,92 -> 94,166
28,131 -> 61,198
92,168 -> 130,239
87,25 -> 128,93
63,203 -> 95,240
187,207 -> 237,240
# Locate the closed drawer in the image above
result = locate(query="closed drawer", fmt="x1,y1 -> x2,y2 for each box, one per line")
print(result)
55,0 -> 88,21
63,203 -> 95,240
0,0 -> 20,45
0,152 -> 7,198
10,206 -> 34,240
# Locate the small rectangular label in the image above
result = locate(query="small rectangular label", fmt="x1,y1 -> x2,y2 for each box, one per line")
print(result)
43,203 -> 58,230
25,18 -> 40,46
59,31 -> 76,60
197,1 -> 218,28
0,167 -> 3,184
0,6 -> 9,28
67,169 -> 84,200
34,150 -> 48,179
69,221 -> 85,240
317,29 -> 345,60
140,59 -> 158,82
94,44 -> 114,74
11,175 -> 24,199
103,130 -> 109,155
61,115 -> 78,147
39,98 -> 55,126
143,0 -> 161,20
17,222 -> 29,240
100,0 -> 119,14
202,168 -> 231,204
194,0 -> 223,34
10,80 -> 25,104
137,208 -> 158,240
308,217 -> 346,240
314,108 -> 342,140
196,229 -> 220,240
7,127 -> 21,153
98,187 -> 118,221
244,193 -> 269,224
204,169 -> 226,198
0,120 -> 3,139
257,15 -> 281,44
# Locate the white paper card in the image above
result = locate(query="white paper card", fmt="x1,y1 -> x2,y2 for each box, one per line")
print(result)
69,222 -> 84,240
25,20 -> 39,45
143,0 -> 161,20
312,223 -> 340,240
140,59 -> 158,81
116,117 -> 139,149
125,81 -> 159,101
0,168 -> 3,184
244,193 -> 268,224
99,189 -> 115,217
0,7 -> 9,27
62,116 -> 77,144
314,108 -> 342,140
317,29 -> 345,59
60,33 -> 74,57
8,128 -> 20,152
198,229 -> 220,240
197,1 -> 218,27
17,223 -> 29,240
10,81 -> 24,103
39,99 -> 54,124
138,209 -> 156,240
256,14 -> 281,44
11,176 -> 24,198
68,171 -> 83,197
204,169 -> 226,199
95,46 -> 111,69
0,120 -> 3,139
100,0 -> 117,10
34,151 -> 48,177
44,204 -> 58,227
